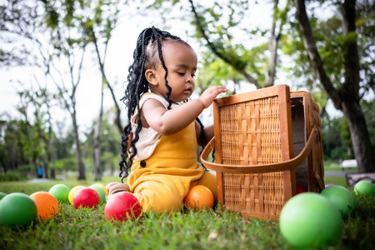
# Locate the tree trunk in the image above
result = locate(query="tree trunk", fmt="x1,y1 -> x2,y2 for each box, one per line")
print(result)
342,101 -> 375,172
294,0 -> 375,173
71,108 -> 86,180
50,168 -> 56,179
91,28 -> 123,134
266,0 -> 283,87
94,83 -> 104,181
0,158 -> 7,173
93,124 -> 102,181
45,137 -> 51,179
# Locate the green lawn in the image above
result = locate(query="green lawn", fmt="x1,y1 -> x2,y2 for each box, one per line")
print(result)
1,174 -> 375,249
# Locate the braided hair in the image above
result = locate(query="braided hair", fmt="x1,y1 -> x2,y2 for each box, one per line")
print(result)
119,27 -> 207,181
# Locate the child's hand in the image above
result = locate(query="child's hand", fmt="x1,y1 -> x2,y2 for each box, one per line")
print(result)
198,86 -> 228,108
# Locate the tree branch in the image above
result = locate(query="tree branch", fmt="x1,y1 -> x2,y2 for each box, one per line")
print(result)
294,0 -> 342,109
91,26 -> 123,133
188,0 -> 261,88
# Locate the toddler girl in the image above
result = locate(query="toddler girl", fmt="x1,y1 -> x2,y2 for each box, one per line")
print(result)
112,27 -> 227,214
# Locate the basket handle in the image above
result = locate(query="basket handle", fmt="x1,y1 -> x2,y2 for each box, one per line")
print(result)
200,125 -> 318,174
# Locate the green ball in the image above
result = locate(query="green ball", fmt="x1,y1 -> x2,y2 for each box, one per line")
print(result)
279,193 -> 343,249
354,180 -> 375,195
90,185 -> 107,204
0,192 -> 6,200
49,184 -> 71,202
321,185 -> 357,216
0,193 -> 37,227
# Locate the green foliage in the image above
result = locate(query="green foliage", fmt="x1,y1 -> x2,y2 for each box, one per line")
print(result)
0,171 -> 29,182
0,119 -> 24,171
0,116 -> 76,175
181,0 -> 283,88
196,51 -> 243,93
282,1 -> 374,100
51,157 -> 77,171
18,164 -> 35,172
362,100 -> 375,154
45,7 -> 59,29
81,111 -> 122,172
321,98 -> 375,162
321,115 -> 353,160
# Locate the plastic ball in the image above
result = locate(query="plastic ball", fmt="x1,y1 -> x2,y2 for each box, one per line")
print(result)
354,180 -> 375,195
49,184 -> 70,202
106,182 -> 119,192
0,192 -> 6,200
325,184 -> 335,188
0,193 -> 37,227
91,183 -> 108,196
73,187 -> 99,209
90,185 -> 106,204
30,191 -> 59,220
68,186 -> 85,204
184,185 -> 214,210
320,185 -> 356,216
279,193 -> 343,249
104,192 -> 141,222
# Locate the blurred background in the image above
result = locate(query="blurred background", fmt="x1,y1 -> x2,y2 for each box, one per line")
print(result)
0,0 -> 374,181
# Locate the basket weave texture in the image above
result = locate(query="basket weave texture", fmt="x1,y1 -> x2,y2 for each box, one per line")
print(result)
219,96 -> 286,218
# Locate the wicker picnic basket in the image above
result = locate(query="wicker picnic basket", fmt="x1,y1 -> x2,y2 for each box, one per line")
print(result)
201,85 -> 324,221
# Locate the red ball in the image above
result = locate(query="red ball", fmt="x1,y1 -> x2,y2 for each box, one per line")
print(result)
73,187 -> 99,209
105,192 -> 141,222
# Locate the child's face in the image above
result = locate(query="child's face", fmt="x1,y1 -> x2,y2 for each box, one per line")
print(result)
149,41 -> 198,103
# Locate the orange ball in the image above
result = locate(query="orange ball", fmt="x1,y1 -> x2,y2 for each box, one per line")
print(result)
184,185 -> 214,210
30,191 -> 59,220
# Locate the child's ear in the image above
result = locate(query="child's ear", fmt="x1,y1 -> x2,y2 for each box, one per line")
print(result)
145,69 -> 158,86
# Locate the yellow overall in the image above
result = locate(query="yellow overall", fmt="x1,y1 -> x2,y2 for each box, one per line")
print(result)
128,120 -> 217,214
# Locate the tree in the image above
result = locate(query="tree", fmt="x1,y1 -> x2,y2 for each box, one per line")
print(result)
0,119 -> 23,172
41,0 -> 89,179
293,0 -> 375,173
1,0 -> 89,179
75,0 -> 126,180
17,86 -> 55,178
321,115 -> 351,161
17,90 -> 44,176
1,0 -> 129,179
83,111 -> 122,177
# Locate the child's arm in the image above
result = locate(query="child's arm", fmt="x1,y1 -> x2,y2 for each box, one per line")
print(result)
142,86 -> 227,135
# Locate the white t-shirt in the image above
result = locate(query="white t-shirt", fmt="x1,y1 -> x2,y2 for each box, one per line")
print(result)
130,93 -> 181,160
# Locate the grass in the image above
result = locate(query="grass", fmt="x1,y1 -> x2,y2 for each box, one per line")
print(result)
325,177 -> 348,187
1,174 -> 375,249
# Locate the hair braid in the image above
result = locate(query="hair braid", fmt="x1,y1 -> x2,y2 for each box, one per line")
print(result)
151,27 -> 173,109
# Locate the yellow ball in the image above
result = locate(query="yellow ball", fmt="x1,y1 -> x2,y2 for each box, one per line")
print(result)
68,186 -> 85,204
91,183 -> 108,196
